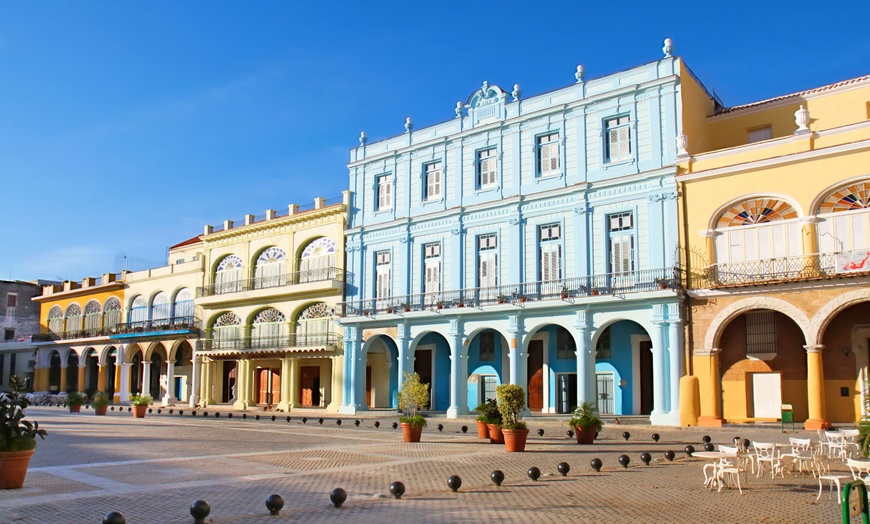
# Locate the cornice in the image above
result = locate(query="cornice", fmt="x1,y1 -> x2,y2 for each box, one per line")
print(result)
203,207 -> 347,246
33,282 -> 125,303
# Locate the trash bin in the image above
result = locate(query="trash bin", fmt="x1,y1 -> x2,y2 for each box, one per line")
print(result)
781,404 -> 794,432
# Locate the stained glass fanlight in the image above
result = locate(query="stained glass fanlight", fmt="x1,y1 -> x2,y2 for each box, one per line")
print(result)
299,238 -> 337,282
717,198 -> 798,228
818,182 -> 870,213
252,308 -> 286,348
254,247 -> 286,289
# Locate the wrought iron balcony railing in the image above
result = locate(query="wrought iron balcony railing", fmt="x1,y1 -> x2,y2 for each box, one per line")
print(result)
196,267 -> 347,298
338,266 -> 681,317
32,327 -> 112,342
705,251 -> 870,288
198,332 -> 339,352
111,316 -> 201,336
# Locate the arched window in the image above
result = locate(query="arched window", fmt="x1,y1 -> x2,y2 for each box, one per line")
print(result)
299,238 -> 337,283
714,198 -> 801,265
65,304 -> 82,333
817,181 -> 870,255
212,312 -> 241,349
254,247 -> 286,289
295,303 -> 333,346
104,297 -> 122,329
173,288 -> 194,320
130,295 -> 147,324
215,255 -> 243,294
151,292 -> 170,324
84,300 -> 101,334
251,308 -> 286,348
47,306 -> 63,334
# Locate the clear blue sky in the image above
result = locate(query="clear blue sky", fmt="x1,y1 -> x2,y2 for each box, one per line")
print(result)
1,1 -> 866,282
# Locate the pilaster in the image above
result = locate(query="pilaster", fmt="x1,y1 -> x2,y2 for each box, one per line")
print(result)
804,344 -> 831,430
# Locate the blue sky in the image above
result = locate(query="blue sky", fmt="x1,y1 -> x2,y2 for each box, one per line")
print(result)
1,1 -> 866,282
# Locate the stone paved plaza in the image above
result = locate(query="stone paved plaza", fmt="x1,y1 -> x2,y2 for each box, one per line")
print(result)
1,407 -> 849,523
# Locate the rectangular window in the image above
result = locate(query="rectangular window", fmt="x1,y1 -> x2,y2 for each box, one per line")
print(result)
6,294 -> 17,308
4,328 -> 14,341
605,116 -> 631,163
423,243 -> 441,296
477,148 -> 497,189
479,331 -> 495,362
747,126 -> 772,143
537,133 -> 560,177
478,234 -> 498,288
377,175 -> 392,210
424,162 -> 442,200
746,311 -> 777,355
609,212 -> 635,274
375,251 -> 391,306
539,224 -> 562,282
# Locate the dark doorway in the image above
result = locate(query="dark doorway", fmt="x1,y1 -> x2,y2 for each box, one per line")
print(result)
557,373 -> 577,413
222,361 -> 237,403
640,340 -> 653,415
414,349 -> 433,407
527,340 -> 544,411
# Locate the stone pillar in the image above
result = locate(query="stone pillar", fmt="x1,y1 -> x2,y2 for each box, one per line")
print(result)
59,363 -> 68,393
162,361 -> 176,405
395,324 -> 412,402
234,359 -> 249,409
574,310 -> 592,405
120,363 -> 131,403
800,217 -> 821,278
327,354 -> 343,412
33,367 -> 48,392
804,344 -> 831,430
200,359 -> 212,405
278,357 -> 291,411
339,328 -> 361,414
289,358 -> 300,409
113,362 -> 122,403
447,319 -> 467,419
141,361 -> 151,398
77,365 -> 86,393
650,321 -> 667,420
668,316 -> 684,416
695,347 -> 724,426
97,365 -> 106,394
189,355 -> 201,408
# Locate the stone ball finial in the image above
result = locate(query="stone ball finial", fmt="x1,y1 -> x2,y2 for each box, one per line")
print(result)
795,105 -> 811,133
405,117 -> 413,133
359,131 -> 367,146
512,84 -> 521,101
575,65 -> 585,83
455,101 -> 463,118
663,38 -> 674,58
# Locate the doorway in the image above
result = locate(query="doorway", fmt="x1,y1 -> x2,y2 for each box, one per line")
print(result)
527,340 -> 544,411
639,340 -> 653,415
596,372 -> 615,414
556,373 -> 577,414
222,361 -> 237,403
752,372 -> 782,419
257,368 -> 280,405
414,348 -> 433,408
300,365 -> 321,407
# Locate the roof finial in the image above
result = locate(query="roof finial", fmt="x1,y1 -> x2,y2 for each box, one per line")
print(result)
663,38 -> 674,58
575,65 -> 585,83
359,131 -> 367,146
404,117 -> 413,133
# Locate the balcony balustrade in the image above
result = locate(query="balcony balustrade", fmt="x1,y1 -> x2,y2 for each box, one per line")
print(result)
198,332 -> 339,352
338,266 -> 681,317
196,267 -> 347,298
111,316 -> 201,336
705,251 -> 870,288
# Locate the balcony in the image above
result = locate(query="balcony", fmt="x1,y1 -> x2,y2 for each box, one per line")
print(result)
109,316 -> 201,339
195,267 -> 347,305
32,328 -> 113,342
197,333 -> 340,354
705,251 -> 870,288
338,267 -> 681,317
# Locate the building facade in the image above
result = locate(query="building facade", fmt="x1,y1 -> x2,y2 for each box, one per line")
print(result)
0,280 -> 47,391
677,74 -> 870,429
339,42 -> 697,425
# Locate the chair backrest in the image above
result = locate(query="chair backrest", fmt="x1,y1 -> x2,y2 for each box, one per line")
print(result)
847,458 -> 870,480
788,437 -> 812,451
754,442 -> 777,459
719,445 -> 738,454
826,431 -> 846,444
843,429 -> 860,438
813,454 -> 831,475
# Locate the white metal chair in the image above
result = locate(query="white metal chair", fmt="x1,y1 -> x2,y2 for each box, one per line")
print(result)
754,442 -> 784,478
815,455 -> 850,504
826,431 -> 847,461
715,445 -> 746,494
842,429 -> 861,459
847,458 -> 870,487
781,437 -> 814,474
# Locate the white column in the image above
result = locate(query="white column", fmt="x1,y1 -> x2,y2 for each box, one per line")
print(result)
189,354 -> 201,407
447,320 -> 467,419
650,321 -> 667,421
395,325 -> 412,396
575,329 -> 591,405
162,361 -> 176,405
141,360 -> 152,398
278,357 -> 291,411
339,328 -> 360,414
328,354 -> 343,411
119,363 -> 131,403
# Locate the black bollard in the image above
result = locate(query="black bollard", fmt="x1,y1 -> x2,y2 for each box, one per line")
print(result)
537,428 -> 544,437
640,452 -> 652,465
265,494 -> 285,516
227,413 -> 233,419
490,470 -> 505,486
389,481 -> 405,499
392,422 -> 398,429
447,475 -> 462,492
286,416 -> 291,422
169,409 -> 174,414
191,411 -> 196,416
374,421 -> 380,428
319,418 -> 324,425
157,409 -> 162,414
302,417 -> 307,423
618,455 -> 630,468
567,430 -> 574,439
354,420 -> 360,427
664,450 -> 675,461
271,415 -> 276,422
336,419 -> 341,426
215,412 -> 220,418
437,424 -> 444,432
102,511 -> 126,524
704,443 -> 714,452
557,462 -> 570,476
622,431 -> 630,441
590,458 -> 602,472
330,488 -> 347,508
179,410 -> 184,416
203,412 -> 208,417
527,467 -> 541,481
651,433 -> 660,442
148,408 -> 153,413
255,415 -> 260,421
190,500 -> 211,524
702,435 -> 711,444
684,445 -> 695,457
460,425 -> 467,433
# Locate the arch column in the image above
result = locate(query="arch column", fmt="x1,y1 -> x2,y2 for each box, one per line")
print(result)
77,364 -> 86,393
234,359 -> 249,409
97,365 -> 106,394
59,362 -> 68,393
33,366 -> 48,392
667,315 -> 684,424
162,360 -> 176,405
188,354 -> 201,408
199,358 -> 212,405
339,328 -> 362,414
141,360 -> 151,398
120,363 -> 131,403
278,357 -> 291,411
327,354 -> 343,412
395,325 -> 412,394
695,347 -> 724,426
804,344 -> 832,430
649,321 -> 668,422
113,361 -> 121,403
447,319 -> 467,419
289,358 -> 300,409
574,310 -> 593,404
800,217 -> 821,277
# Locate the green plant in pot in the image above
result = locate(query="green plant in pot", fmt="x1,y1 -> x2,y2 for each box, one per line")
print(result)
569,401 -> 602,444
92,392 -> 110,416
67,391 -> 86,413
398,372 -> 429,442
0,375 -> 47,489
473,398 -> 501,439
496,384 -> 529,452
130,394 -> 153,419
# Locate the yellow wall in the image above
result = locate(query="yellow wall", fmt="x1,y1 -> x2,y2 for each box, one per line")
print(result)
37,287 -> 125,331
679,62 -> 717,155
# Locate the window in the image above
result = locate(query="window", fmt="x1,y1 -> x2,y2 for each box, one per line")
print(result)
537,133 -> 560,177
215,255 -> 243,294
254,246 -> 286,289
746,311 -> 777,356
747,126 -> 772,144
104,297 -> 122,329
151,292 -> 170,324
605,116 -> 631,163
296,303 -> 333,346
609,213 -> 635,274
6,294 -> 17,308
539,224 -> 562,282
557,328 -> 576,359
478,234 -> 498,288
251,308 -> 286,348
4,328 -> 14,341
375,251 -> 391,307
377,175 -> 392,210
299,237 -> 337,282
173,289 -> 194,320
479,331 -> 495,362
477,148 -> 497,189
595,326 -> 612,359
423,243 -> 441,296
424,162 -> 442,200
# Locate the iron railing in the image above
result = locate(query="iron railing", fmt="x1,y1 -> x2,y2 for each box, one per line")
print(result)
705,252 -> 869,287
32,327 -> 113,342
337,266 -> 681,317
196,267 -> 347,297
198,332 -> 339,352
111,316 -> 201,335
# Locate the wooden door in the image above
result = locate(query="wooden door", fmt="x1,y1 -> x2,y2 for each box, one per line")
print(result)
640,340 -> 653,415
527,340 -> 544,411
300,366 -> 320,407
270,368 -> 281,405
752,373 -> 782,419
222,361 -> 236,403
366,366 -> 372,407
414,349 -> 433,408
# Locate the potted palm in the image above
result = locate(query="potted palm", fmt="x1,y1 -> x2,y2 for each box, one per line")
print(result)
0,376 -> 47,489
131,394 -> 153,418
92,392 -> 110,416
398,372 -> 429,442
67,391 -> 86,413
570,401 -> 602,444
496,384 -> 529,452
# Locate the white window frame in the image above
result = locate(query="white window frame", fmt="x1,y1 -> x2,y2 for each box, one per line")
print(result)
537,132 -> 560,177
477,148 -> 498,189
715,219 -> 802,265
605,116 -> 632,163
375,250 -> 392,308
423,243 -> 441,296
539,224 -> 562,282
424,161 -> 442,201
747,126 -> 773,144
478,234 -> 498,289
377,175 -> 392,211
608,212 -> 635,275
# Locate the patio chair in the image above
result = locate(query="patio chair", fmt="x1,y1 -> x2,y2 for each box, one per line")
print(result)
753,442 -> 784,478
825,431 -> 847,461
815,455 -> 850,504
716,452 -> 746,494
781,437 -> 814,474
842,429 -> 861,459
847,458 -> 870,487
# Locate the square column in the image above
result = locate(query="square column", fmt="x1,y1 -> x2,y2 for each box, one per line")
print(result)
234,359 -> 249,409
695,347 -> 724,427
59,364 -> 68,393
188,355 -> 201,408
119,363 -> 131,403
97,365 -> 106,394
278,357 -> 291,412
649,321 -> 669,425
289,358 -> 300,409
162,361 -> 176,406
804,345 -> 831,430
447,320 -> 467,419
327,354 -> 343,412
141,361 -> 152,398
77,365 -> 86,393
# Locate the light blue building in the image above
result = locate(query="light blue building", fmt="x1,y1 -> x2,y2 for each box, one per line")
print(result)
339,41 -> 689,426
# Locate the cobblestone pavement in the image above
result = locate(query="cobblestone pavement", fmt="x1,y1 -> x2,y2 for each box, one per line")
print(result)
1,407 -> 851,523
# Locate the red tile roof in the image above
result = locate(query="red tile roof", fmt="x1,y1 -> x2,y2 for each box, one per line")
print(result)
169,234 -> 202,250
715,74 -> 870,115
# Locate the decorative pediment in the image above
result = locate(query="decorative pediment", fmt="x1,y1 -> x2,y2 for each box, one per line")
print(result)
465,81 -> 507,125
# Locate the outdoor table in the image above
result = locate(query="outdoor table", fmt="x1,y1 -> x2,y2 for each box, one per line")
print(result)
694,451 -> 738,490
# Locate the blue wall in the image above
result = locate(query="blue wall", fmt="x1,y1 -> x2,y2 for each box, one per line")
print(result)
595,320 -> 647,415
465,329 -> 505,411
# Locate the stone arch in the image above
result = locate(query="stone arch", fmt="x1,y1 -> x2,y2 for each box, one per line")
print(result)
704,297 -> 812,351
124,342 -> 144,364
143,341 -> 168,362
811,288 -> 870,345
811,176 -> 870,215
360,334 -> 398,409
98,344 -> 120,366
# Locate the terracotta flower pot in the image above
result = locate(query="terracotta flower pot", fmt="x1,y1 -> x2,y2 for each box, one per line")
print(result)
132,405 -> 148,418
94,405 -> 108,416
400,422 -> 423,443
502,428 -> 529,452
476,421 -> 489,439
487,423 -> 504,444
0,449 -> 35,489
574,426 -> 596,444
68,404 -> 82,413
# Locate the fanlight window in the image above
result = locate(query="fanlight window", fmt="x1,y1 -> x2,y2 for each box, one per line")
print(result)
299,238 -> 336,283
104,297 -> 122,329
254,247 -> 286,289
714,198 -> 801,265
84,300 -> 102,333
717,198 -> 798,228
296,302 -> 333,346
212,312 -> 241,349
130,295 -> 148,323
817,182 -> 870,255
47,306 -> 64,333
215,255 -> 243,294
251,308 -> 286,348
65,304 -> 82,333
151,292 -> 170,323
173,288 -> 194,319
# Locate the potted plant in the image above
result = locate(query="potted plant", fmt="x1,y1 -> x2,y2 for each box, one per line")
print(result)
92,392 -> 110,416
473,398 -> 499,439
67,391 -> 86,413
560,284 -> 570,299
497,295 -> 507,304
496,384 -> 529,452
518,295 -> 528,303
0,375 -> 47,489
401,303 -> 411,312
435,300 -> 444,310
131,394 -> 153,418
398,372 -> 429,442
569,401 -> 602,444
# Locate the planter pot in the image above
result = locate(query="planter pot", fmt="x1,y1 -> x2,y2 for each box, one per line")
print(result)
476,421 -> 489,439
502,428 -> 530,452
0,449 -> 35,489
94,405 -> 108,416
68,404 -> 82,413
560,293 -> 569,299
519,297 -> 527,303
487,424 -> 504,444
132,405 -> 148,418
400,422 -> 423,443
574,425 -> 596,444
591,290 -> 599,296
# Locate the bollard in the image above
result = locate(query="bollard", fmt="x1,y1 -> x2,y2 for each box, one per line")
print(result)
618,455 -> 630,468
271,415 -> 276,422
354,419 -> 360,427
190,500 -> 211,524
265,494 -> 285,516
622,431 -> 630,441
702,435 -> 711,444
490,470 -> 505,486
286,416 -> 291,422
664,450 -> 675,461
227,413 -> 233,419
684,445 -> 695,457
651,433 -> 660,442
640,452 -> 652,465
102,511 -> 126,524
590,458 -> 603,472
336,419 -> 341,426
567,430 -> 574,439
374,421 -> 380,428
330,488 -> 347,508
389,481 -> 405,499
704,443 -> 714,452
302,417 -> 307,423
527,467 -> 541,481
557,462 -> 570,476
318,418 -> 324,425
392,422 -> 398,429
255,415 -> 260,421
191,411 -> 196,416
537,429 -> 544,437
460,425 -> 467,434
447,475 -> 462,492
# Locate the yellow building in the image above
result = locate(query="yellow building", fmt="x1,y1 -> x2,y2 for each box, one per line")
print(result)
677,73 -> 870,429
